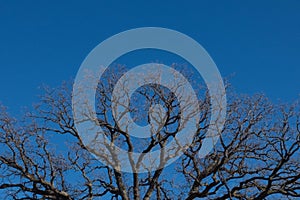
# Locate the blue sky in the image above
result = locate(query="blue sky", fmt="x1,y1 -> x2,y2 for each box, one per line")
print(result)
0,0 -> 299,112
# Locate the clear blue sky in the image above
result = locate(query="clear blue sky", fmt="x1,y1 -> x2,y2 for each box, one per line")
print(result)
0,1 -> 299,112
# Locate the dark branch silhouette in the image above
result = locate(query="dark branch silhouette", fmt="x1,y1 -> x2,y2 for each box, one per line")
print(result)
0,68 -> 299,199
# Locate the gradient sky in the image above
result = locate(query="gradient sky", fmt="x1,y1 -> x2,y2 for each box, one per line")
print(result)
0,0 -> 299,113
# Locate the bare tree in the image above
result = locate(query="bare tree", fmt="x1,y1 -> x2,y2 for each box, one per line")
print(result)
0,66 -> 299,199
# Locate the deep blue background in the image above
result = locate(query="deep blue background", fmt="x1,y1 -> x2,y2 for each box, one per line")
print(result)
0,1 -> 299,113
